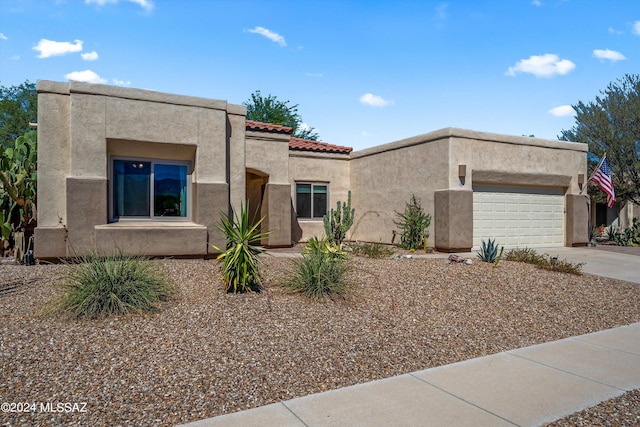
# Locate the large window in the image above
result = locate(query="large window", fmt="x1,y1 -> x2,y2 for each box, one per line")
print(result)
296,183 -> 328,219
111,158 -> 190,221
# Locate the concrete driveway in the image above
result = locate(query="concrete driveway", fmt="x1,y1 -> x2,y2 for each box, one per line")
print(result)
532,246 -> 640,284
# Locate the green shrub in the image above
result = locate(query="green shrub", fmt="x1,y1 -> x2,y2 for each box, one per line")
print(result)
284,236 -> 350,299
504,248 -> 584,275
393,194 -> 431,250
612,217 -> 640,247
477,238 -> 503,263
49,253 -> 177,319
323,190 -> 355,244
1,130 -> 37,250
503,247 -> 545,264
213,203 -> 270,293
349,241 -> 395,258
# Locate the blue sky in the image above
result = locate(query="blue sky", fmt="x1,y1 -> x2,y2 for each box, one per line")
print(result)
1,0 -> 639,151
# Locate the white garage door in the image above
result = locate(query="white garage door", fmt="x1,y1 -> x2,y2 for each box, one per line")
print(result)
473,185 -> 565,250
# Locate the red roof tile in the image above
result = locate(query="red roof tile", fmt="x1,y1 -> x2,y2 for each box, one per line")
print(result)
289,137 -> 352,154
245,120 -> 293,134
245,120 -> 352,154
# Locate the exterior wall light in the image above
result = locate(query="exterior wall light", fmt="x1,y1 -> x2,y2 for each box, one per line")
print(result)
458,164 -> 466,179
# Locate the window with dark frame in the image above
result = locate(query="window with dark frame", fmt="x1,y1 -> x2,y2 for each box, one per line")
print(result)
111,158 -> 190,221
296,183 -> 328,219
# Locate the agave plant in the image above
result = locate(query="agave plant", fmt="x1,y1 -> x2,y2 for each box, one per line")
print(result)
213,203 -> 270,293
477,238 -> 503,264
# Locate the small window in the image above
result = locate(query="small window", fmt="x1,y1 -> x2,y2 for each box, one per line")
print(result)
296,183 -> 328,219
111,158 -> 190,221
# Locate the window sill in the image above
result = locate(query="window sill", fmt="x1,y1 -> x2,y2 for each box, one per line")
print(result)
97,221 -> 206,229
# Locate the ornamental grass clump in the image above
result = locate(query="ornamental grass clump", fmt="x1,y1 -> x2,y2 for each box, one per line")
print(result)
213,203 -> 270,293
349,241 -> 395,258
49,253 -> 177,319
284,236 -> 350,299
504,247 -> 584,275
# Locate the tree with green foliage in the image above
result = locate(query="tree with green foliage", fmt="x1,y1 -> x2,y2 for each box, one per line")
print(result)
0,81 -> 37,149
559,74 -> 640,206
244,90 -> 320,140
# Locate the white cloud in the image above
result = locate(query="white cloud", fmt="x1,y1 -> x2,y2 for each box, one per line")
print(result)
129,0 -> 154,11
81,51 -> 99,61
113,78 -> 131,86
359,93 -> 394,107
247,26 -> 286,47
633,21 -> 640,35
593,49 -> 626,62
435,3 -> 448,20
608,26 -> 622,35
531,0 -> 542,6
12,55 -> 20,61
306,72 -> 324,78
505,53 -> 575,78
548,105 -> 576,117
65,70 -> 107,84
85,0 -> 154,11
0,33 -> 7,40
33,38 -> 83,58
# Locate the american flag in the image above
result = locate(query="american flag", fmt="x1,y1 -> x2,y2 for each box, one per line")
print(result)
591,156 -> 616,208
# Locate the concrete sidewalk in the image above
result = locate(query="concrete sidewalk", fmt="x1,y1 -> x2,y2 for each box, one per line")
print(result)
180,246 -> 640,427
180,323 -> 640,427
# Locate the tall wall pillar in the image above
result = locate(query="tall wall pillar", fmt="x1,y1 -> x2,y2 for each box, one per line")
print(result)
566,194 -> 589,246
263,183 -> 292,247
434,189 -> 473,252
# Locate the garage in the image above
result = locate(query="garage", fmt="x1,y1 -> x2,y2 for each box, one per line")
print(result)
472,185 -> 565,250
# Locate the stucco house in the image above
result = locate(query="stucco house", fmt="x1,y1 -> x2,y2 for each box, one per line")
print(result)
34,81 -> 589,259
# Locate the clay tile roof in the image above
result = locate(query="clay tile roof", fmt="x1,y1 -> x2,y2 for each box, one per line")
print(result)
245,120 -> 293,134
289,137 -> 352,154
245,120 -> 352,154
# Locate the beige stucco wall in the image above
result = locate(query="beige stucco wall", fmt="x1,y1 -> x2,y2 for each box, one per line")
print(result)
349,131 -> 450,245
288,151 -> 351,242
619,201 -> 640,229
35,81 -> 246,258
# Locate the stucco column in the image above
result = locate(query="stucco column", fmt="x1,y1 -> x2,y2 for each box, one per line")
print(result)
434,189 -> 473,252
66,177 -> 108,254
262,183 -> 292,247
566,194 -> 589,246
34,82 -> 71,259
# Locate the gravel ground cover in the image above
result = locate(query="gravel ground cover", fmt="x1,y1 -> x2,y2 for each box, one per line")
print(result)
1,256 -> 640,426
545,389 -> 640,426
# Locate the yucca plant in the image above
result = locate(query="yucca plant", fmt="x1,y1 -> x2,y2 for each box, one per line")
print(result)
48,252 -> 177,319
477,238 -> 503,264
213,203 -> 270,293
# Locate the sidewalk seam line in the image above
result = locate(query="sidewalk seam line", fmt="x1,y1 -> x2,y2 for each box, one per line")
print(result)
505,350 -> 629,392
570,336 -> 640,357
281,402 -> 310,427
408,373 -> 519,426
